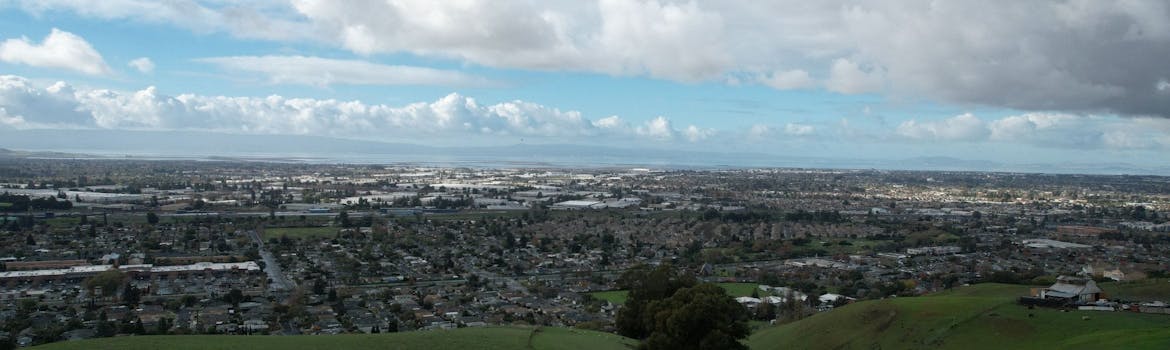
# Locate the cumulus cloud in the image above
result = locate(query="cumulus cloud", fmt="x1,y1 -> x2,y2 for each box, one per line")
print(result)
592,116 -> 627,130
758,69 -> 815,90
744,123 -> 816,139
0,76 -> 93,127
0,74 -> 718,144
683,125 -> 715,142
825,58 -> 883,94
988,113 -> 1077,141
0,28 -> 111,75
784,123 -> 816,136
897,113 -> 989,141
197,55 -> 497,87
636,116 -> 676,140
128,57 -> 154,73
890,111 -> 1170,150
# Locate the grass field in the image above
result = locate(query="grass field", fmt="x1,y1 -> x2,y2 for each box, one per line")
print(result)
590,290 -> 630,305
748,283 -> 1170,350
264,226 -> 338,239
590,282 -> 761,305
1101,278 -> 1170,301
32,326 -> 635,350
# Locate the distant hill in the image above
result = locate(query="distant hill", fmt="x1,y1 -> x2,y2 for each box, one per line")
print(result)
748,283 -> 1170,350
31,326 -> 635,350
0,147 -> 93,159
3,128 -> 1167,174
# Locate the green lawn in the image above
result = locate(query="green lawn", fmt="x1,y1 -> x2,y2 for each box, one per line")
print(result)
32,326 -> 634,350
590,290 -> 629,305
748,283 -> 1170,350
43,216 -> 82,227
528,326 -> 638,350
264,226 -> 338,239
590,282 -> 760,305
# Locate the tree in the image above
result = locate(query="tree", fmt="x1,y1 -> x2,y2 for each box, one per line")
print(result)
337,211 -> 352,228
155,317 -> 172,335
84,270 -> 127,297
312,278 -> 327,295
640,283 -> 750,350
146,212 -> 159,225
224,288 -> 245,308
615,264 -> 696,339
122,285 -> 141,306
95,318 -> 116,337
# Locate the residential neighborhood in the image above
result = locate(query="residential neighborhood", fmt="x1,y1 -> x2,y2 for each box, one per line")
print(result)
1,159 -> 1169,347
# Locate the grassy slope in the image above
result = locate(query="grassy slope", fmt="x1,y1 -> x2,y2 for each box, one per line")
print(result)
33,326 -> 635,350
748,283 -> 1170,350
1101,278 -> 1170,302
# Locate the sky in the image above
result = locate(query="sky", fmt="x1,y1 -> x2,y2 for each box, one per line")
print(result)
1,1 -> 1169,168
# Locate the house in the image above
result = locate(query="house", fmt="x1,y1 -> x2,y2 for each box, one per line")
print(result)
1035,276 -> 1103,303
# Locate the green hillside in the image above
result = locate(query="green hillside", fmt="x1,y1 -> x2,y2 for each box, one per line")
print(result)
32,326 -> 636,350
748,283 -> 1170,350
1101,278 -> 1170,301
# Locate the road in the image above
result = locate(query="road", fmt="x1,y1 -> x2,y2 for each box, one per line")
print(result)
247,230 -> 296,292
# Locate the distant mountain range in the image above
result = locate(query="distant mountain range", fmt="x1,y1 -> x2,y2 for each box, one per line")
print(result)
1,129 -> 1166,175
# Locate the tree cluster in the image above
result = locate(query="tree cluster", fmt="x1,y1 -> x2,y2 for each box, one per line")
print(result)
615,264 -> 750,350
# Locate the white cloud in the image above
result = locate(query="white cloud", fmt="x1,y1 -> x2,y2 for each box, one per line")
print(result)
197,55 -> 497,87
0,28 -> 111,75
593,0 -> 730,81
683,125 -> 715,142
784,123 -> 815,136
0,75 -> 93,126
758,69 -> 815,90
0,107 -> 27,127
825,58 -> 883,94
128,57 -> 154,73
896,113 -> 989,141
636,116 -> 676,140
0,74 -> 710,143
988,113 -> 1077,141
592,116 -> 626,129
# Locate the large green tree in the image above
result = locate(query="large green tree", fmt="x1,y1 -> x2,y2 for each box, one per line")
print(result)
615,264 -> 696,339
641,283 -> 750,350
83,270 -> 127,296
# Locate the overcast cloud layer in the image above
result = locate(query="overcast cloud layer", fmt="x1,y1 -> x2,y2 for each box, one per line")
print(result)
7,0 -> 1170,117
